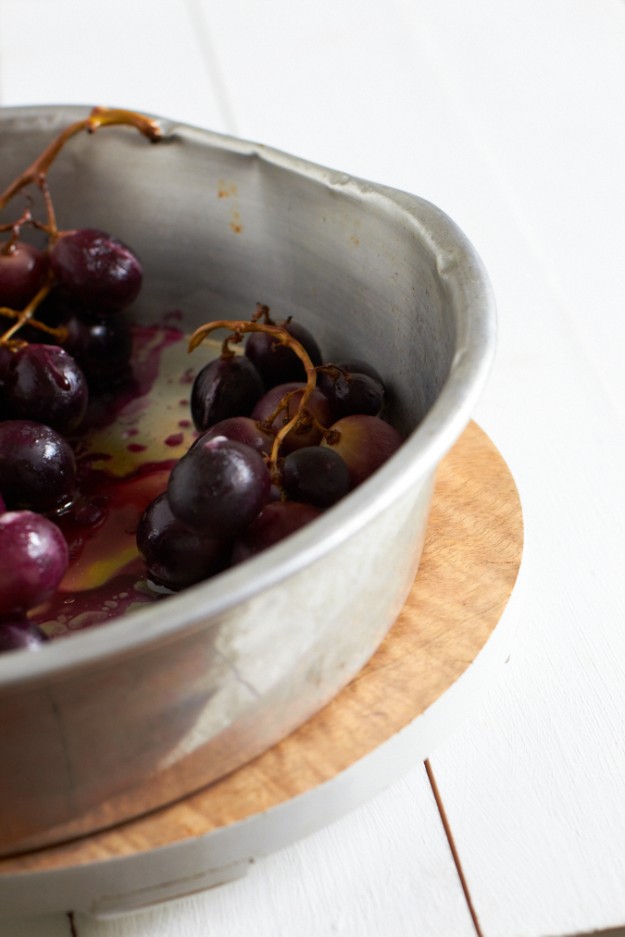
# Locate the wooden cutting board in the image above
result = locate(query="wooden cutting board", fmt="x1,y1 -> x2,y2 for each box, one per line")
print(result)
0,421 -> 523,915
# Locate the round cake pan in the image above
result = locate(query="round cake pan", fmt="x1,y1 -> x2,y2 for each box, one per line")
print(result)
0,106 -> 496,855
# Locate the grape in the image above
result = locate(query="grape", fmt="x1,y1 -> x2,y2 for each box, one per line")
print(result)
231,501 -> 322,565
282,446 -> 350,507
0,240 -> 48,309
167,436 -> 271,537
4,344 -> 88,433
137,492 -> 229,591
0,345 -> 13,418
321,415 -> 403,487
191,355 -> 264,432
318,368 -> 384,420
195,416 -> 274,456
326,359 -> 384,386
251,382 -> 332,453
0,510 -> 68,614
0,613 -> 48,653
49,228 -> 142,313
0,420 -> 76,513
245,318 -> 322,387
61,311 -> 133,387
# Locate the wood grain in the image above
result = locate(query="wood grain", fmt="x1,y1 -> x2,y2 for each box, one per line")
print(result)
0,420 -> 522,874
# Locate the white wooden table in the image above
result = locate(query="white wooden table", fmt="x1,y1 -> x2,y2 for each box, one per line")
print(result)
1,1 -> 625,935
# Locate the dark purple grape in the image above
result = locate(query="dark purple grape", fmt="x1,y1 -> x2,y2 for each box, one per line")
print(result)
137,492 -> 229,591
0,345 -> 13,418
318,368 -> 384,420
0,240 -> 49,309
231,501 -> 322,564
282,446 -> 350,507
0,510 -> 68,614
0,612 -> 49,653
4,344 -> 88,433
245,319 -> 322,387
326,359 -> 384,386
321,415 -> 403,487
167,436 -> 271,537
251,382 -> 332,453
191,355 -> 264,432
49,228 -> 142,313
0,420 -> 76,513
195,416 -> 274,456
61,312 -> 133,387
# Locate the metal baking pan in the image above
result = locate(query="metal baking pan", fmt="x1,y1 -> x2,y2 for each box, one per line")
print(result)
0,105 -> 496,855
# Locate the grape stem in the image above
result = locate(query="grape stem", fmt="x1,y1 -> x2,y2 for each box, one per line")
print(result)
0,281 -> 63,347
189,318 -> 318,476
0,107 -> 162,217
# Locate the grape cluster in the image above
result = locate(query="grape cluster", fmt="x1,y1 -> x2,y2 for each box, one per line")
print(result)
0,108 -> 160,652
137,306 -> 403,592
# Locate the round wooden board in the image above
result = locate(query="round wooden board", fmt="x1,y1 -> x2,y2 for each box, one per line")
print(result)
0,421 -> 523,916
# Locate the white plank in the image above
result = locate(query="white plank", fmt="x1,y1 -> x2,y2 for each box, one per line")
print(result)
0,0 -> 227,131
74,766 -> 475,937
396,1 -> 625,935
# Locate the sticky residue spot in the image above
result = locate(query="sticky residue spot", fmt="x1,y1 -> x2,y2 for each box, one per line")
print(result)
230,210 -> 243,234
218,181 -> 238,198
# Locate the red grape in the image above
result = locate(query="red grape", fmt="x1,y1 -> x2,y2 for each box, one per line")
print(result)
245,318 -> 322,387
321,415 -> 403,487
231,501 -> 322,564
4,344 -> 88,433
195,416 -> 274,456
252,382 -> 332,453
49,228 -> 142,313
282,446 -> 350,507
0,420 -> 76,513
0,510 -> 68,613
137,492 -> 229,591
167,436 -> 271,537
0,240 -> 48,309
191,355 -> 264,431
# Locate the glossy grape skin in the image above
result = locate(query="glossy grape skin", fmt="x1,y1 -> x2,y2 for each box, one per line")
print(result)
49,228 -> 142,313
0,241 -> 48,309
245,319 -> 322,387
4,344 -> 88,433
282,446 -> 350,507
251,382 -> 332,453
195,416 -> 274,456
137,493 -> 229,591
321,415 -> 403,487
0,613 -> 48,653
231,501 -> 322,565
191,355 -> 264,432
167,436 -> 271,537
0,510 -> 68,614
0,420 -> 76,513
318,369 -> 384,420
61,312 -> 133,387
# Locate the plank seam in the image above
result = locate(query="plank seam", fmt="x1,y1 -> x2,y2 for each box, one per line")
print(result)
425,759 -> 484,937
